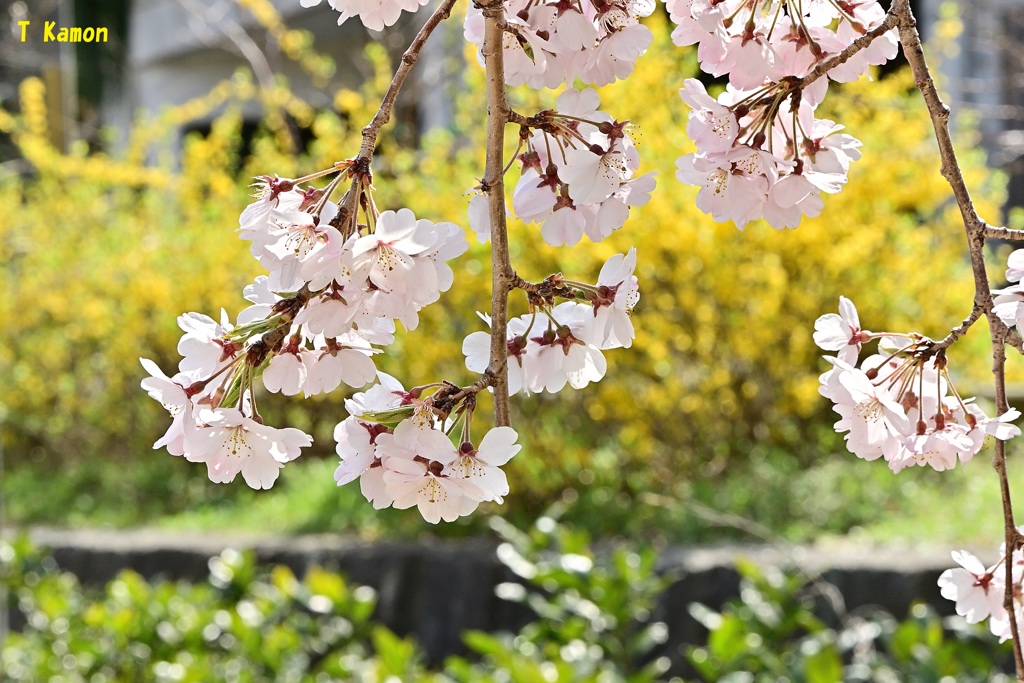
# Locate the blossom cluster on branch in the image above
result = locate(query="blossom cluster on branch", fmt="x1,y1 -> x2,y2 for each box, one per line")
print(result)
507,89 -> 655,246
942,544 -> 1024,644
141,0 -> 659,522
815,297 -> 1020,473
141,0 -> 1024,668
670,0 -> 895,228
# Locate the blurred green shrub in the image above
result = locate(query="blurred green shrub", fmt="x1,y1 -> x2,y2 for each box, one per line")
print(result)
0,4 -> 1007,521
1,516 -> 1015,681
688,560 -> 1012,682
1,536 -> 387,681
445,513 -> 676,682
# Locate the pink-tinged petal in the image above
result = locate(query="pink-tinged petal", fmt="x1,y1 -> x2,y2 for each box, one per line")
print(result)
361,467 -> 393,509
415,428 -> 459,465
384,456 -> 428,477
269,427 -> 312,463
838,296 -> 859,328
476,427 -> 522,467
334,418 -> 376,484
556,88 -> 601,117
951,550 -> 987,576
985,409 -> 1022,440
338,349 -> 378,389
813,314 -> 847,351
241,455 -> 284,490
1007,249 -> 1024,283
204,449 -> 245,484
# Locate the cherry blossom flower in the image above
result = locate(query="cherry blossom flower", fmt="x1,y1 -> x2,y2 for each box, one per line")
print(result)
587,248 -> 640,349
565,135 -> 638,205
351,208 -> 437,293
464,313 -> 536,396
679,79 -> 738,154
259,203 -> 342,292
448,427 -> 522,503
186,408 -> 312,489
344,372 -> 416,416
529,302 -> 607,393
675,152 -> 768,229
334,416 -> 394,510
140,358 -> 200,457
825,359 -> 910,462
813,296 -> 868,364
300,0 -> 430,32
295,293 -> 362,340
177,310 -> 238,376
263,347 -> 308,396
938,550 -> 1005,624
302,335 -> 378,396
237,178 -> 308,260
376,420 -> 484,523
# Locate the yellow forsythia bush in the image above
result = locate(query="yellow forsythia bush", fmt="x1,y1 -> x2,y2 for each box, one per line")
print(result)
0,12 -> 1005,509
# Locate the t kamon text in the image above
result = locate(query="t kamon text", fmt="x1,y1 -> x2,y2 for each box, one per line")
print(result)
18,21 -> 109,43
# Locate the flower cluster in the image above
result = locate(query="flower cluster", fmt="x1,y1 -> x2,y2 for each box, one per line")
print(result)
815,297 -> 1021,473
464,0 -> 654,88
334,374 -> 522,523
508,89 -> 655,246
669,0 -> 897,229
140,356 -> 312,489
940,544 -> 1023,643
675,79 -> 863,229
142,172 -> 467,491
299,0 -> 429,31
667,0 -> 897,91
463,249 -> 639,395
146,0 -> 654,525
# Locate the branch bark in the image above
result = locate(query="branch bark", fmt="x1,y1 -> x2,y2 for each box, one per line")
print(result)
480,0 -> 515,426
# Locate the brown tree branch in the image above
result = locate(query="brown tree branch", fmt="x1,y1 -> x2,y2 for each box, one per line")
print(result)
893,0 -> 1024,674
430,372 -> 498,417
357,0 -> 459,161
480,0 -> 515,427
796,6 -> 901,91
982,225 -> 1024,241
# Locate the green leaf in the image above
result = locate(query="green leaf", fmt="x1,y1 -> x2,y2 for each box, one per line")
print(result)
802,643 -> 843,683
372,625 -> 420,676
707,614 -> 748,663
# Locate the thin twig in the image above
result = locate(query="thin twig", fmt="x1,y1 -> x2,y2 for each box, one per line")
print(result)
932,305 -> 985,351
357,0 -> 459,161
431,372 -> 497,417
982,225 -> 1024,241
480,0 -> 515,426
796,6 -> 901,91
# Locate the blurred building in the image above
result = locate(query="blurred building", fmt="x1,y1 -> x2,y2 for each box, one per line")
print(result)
915,0 -> 1024,212
0,0 -> 459,155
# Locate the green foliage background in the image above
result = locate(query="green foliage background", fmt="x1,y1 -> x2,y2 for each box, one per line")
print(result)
2,518 -> 1011,681
0,6 -> 1010,530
